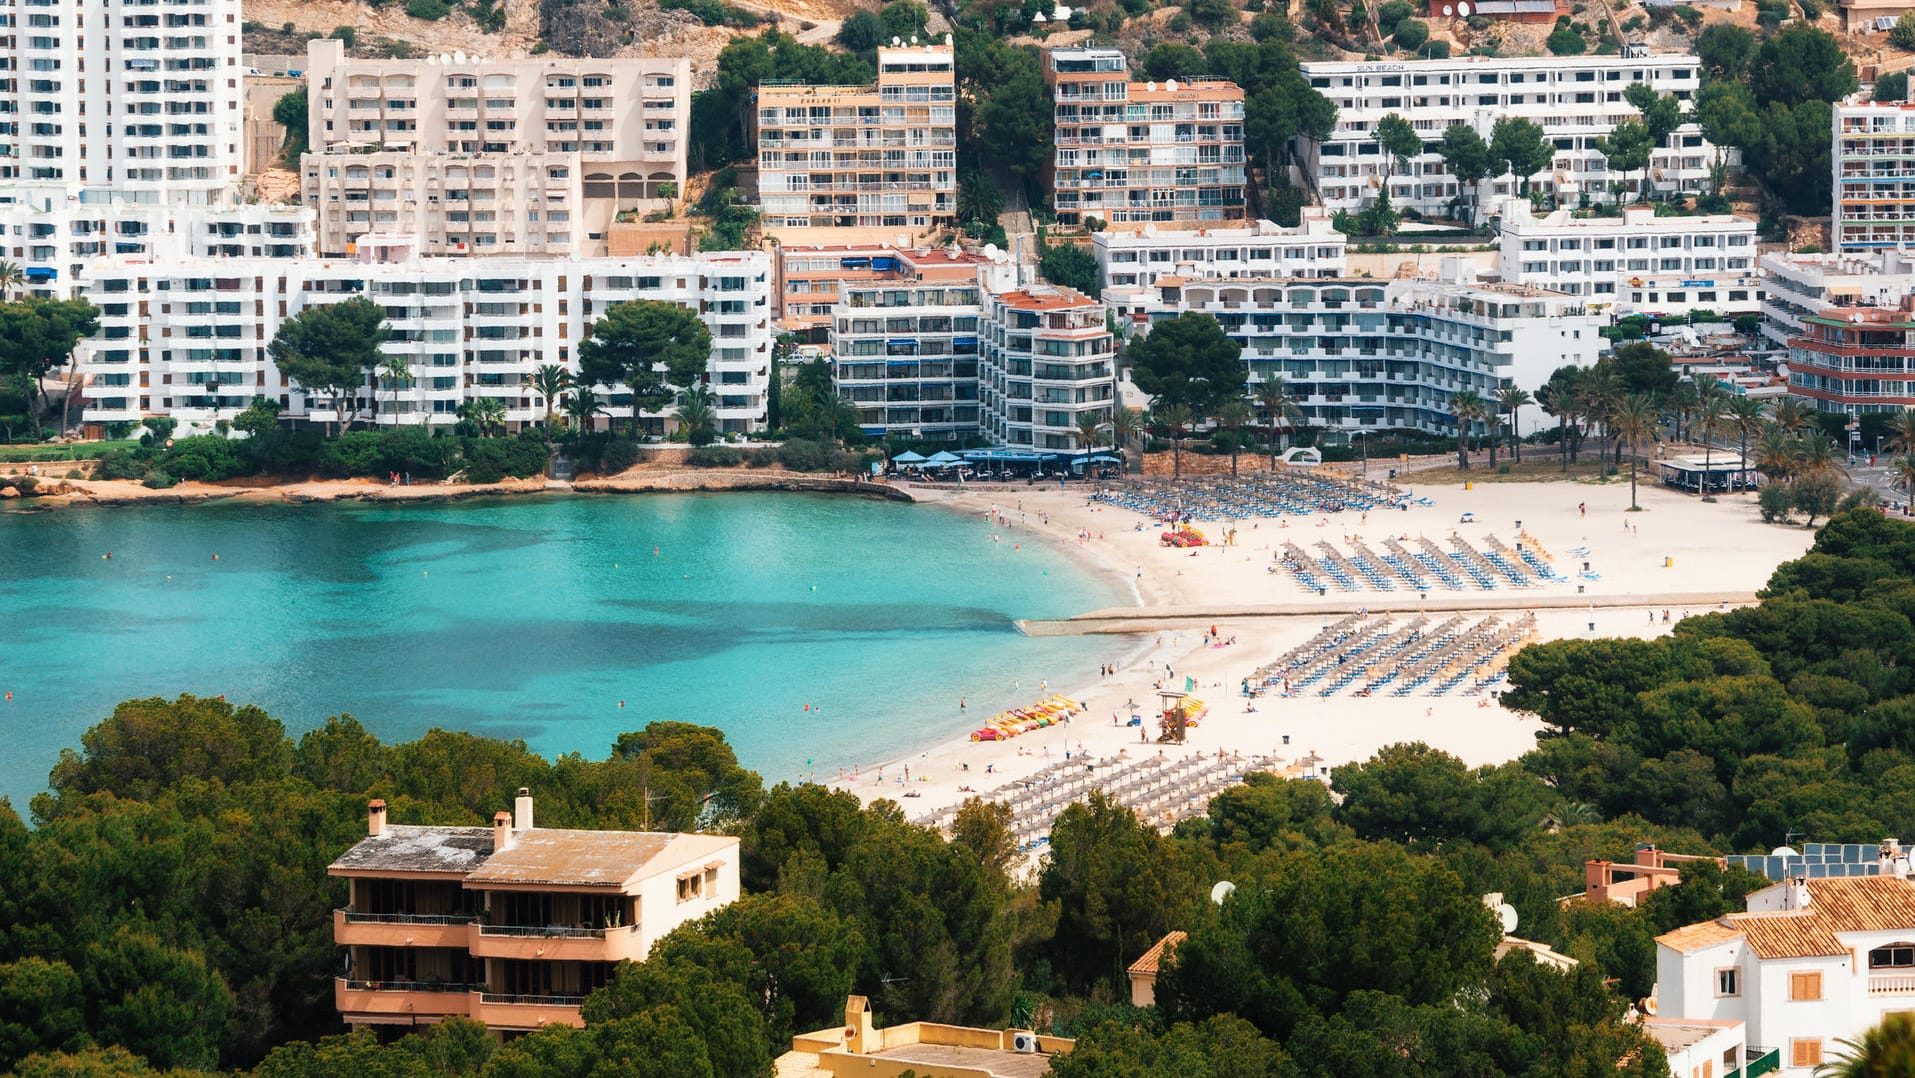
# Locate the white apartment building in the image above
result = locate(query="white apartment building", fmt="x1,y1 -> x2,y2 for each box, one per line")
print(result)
831,279 -> 984,440
1094,211 -> 1348,292
77,238 -> 772,437
1655,874 -> 1915,1076
980,286 -> 1116,450
1103,266 -> 1602,437
302,40 -> 691,257
756,44 -> 957,231
1498,201 -> 1760,318
0,0 -> 249,295
1758,249 -> 1915,351
1832,99 -> 1915,251
1300,55 -> 1714,217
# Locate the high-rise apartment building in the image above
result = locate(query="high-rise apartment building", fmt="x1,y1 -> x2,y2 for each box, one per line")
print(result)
832,278 -> 983,441
1498,201 -> 1760,318
1832,98 -> 1915,251
979,286 -> 1116,450
1301,54 -> 1712,216
1103,267 -> 1601,436
302,40 -> 691,257
755,43 -> 957,231
0,0 -> 247,293
77,237 -> 773,437
1093,212 -> 1347,292
1044,47 -> 1247,227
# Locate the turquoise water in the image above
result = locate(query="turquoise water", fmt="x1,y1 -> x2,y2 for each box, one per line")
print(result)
0,494 -> 1127,807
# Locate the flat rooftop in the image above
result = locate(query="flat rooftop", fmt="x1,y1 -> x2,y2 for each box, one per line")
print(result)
331,824 -> 736,888
329,825 -> 495,875
870,1044 -> 1057,1078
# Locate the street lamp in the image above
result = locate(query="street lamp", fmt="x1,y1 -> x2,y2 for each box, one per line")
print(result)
1350,429 -> 1368,475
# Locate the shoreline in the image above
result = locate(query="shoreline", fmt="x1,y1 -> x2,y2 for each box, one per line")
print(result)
0,469 -> 920,511
830,476 -> 1821,829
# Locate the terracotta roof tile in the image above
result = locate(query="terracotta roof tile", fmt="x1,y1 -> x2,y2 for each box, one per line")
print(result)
1714,878 -> 1915,960
1655,920 -> 1744,954
1127,931 -> 1186,976
1730,912 -> 1845,959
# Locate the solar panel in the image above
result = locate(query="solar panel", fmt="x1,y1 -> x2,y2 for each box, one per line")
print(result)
1805,842 -> 1829,857
1769,855 -> 1787,878
1810,863 -> 1833,878
1846,845 -> 1869,863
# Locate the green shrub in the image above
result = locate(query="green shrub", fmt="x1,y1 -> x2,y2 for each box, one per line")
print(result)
1249,11 -> 1292,38
1376,0 -> 1414,31
9,475 -> 38,495
141,472 -> 179,489
747,446 -> 780,467
96,449 -> 156,481
1547,27 -> 1586,53
602,438 -> 641,474
1755,0 -> 1787,23
65,469 -> 82,480
160,436 -> 244,482
688,446 -> 745,467
1672,3 -> 1702,23
776,438 -> 833,472
330,25 -> 356,46
1758,482 -> 1793,523
1393,17 -> 1429,50
405,0 -> 451,18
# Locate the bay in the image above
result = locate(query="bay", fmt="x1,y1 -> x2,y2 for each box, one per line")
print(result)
0,493 -> 1126,807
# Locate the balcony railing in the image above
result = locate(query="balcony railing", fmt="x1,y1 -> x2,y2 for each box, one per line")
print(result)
477,923 -> 637,939
1869,972 -> 1915,994
342,979 -> 481,993
480,992 -> 586,1006
340,910 -> 478,926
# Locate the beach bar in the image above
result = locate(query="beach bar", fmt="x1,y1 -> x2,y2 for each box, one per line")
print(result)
1655,455 -> 1758,495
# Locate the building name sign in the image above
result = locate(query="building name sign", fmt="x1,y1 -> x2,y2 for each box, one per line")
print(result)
1356,64 -> 1410,73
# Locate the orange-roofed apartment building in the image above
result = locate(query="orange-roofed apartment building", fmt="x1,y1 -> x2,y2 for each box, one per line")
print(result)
1654,874 -> 1915,1075
980,285 -> 1117,450
330,790 -> 740,1032
1045,47 -> 1247,228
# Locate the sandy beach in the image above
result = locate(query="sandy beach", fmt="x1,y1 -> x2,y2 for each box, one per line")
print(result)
840,469 -> 1821,829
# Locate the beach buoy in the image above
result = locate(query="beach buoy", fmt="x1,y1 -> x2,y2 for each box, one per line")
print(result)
619,700 -> 625,708
5,691 -> 10,701
804,703 -> 811,711
654,546 -> 660,556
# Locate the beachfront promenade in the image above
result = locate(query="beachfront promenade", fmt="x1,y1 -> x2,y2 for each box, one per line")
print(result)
1019,590 -> 1764,635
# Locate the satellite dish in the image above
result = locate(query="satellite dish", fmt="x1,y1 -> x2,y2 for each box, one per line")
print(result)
1166,78 -> 1179,92
1210,880 -> 1236,905
892,36 -> 902,45
1442,4 -> 1454,13
1772,846 -> 1800,859
945,33 -> 953,44
1033,10 -> 1046,20
1146,81 -> 1157,92
1458,2 -> 1471,14
911,34 -> 919,43
982,243 -> 1001,257
1497,902 -> 1519,935
453,50 -> 467,64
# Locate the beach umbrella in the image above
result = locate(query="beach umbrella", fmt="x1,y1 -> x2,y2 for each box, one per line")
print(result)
891,451 -> 928,463
927,450 -> 963,463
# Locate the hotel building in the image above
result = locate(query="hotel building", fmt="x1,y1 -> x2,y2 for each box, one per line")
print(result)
1093,211 -> 1347,292
0,0 -> 249,294
302,40 -> 691,257
1832,98 -> 1915,251
775,242 -> 1012,352
755,44 -> 957,231
1757,249 -> 1915,352
332,792 -> 739,1032
1103,267 -> 1602,436
76,237 -> 773,436
979,286 -> 1117,450
1300,55 -> 1713,217
1498,202 -> 1760,318
832,278 -> 984,440
1654,874 -> 1915,1077
1045,47 -> 1248,227
1781,300 -> 1915,417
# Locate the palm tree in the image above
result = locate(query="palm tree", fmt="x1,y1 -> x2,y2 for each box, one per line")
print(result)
531,365 -> 571,429
0,260 -> 26,300
1107,407 -> 1142,474
1493,384 -> 1532,466
1770,397 -> 1812,436
673,385 -> 718,445
1611,394 -> 1657,510
1449,389 -> 1487,470
1666,380 -> 1699,445
1796,433 -> 1839,477
1727,397 -> 1765,494
1576,366 -> 1621,465
563,387 -> 606,433
1153,403 -> 1194,481
1886,407 -> 1915,456
458,395 -> 508,437
1753,423 -> 1799,486
380,354 -> 413,427
1074,413 -> 1107,454
1215,397 -> 1255,477
1255,377 -> 1302,466
1695,395 -> 1730,486
1536,376 -> 1575,473
1893,454 -> 1915,500
1817,1012 -> 1915,1077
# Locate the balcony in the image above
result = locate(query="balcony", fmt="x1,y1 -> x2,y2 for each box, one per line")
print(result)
1869,972 -> 1915,994
335,978 -> 482,1021
334,909 -> 476,949
470,922 -> 647,962
473,993 -> 586,1030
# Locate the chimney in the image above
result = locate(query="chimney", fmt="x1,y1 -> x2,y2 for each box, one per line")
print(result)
493,811 -> 513,852
514,787 -> 534,832
1786,876 -> 1812,910
368,799 -> 387,837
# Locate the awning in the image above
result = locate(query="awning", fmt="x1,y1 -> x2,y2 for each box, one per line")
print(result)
927,451 -> 964,463
891,451 -> 928,463
887,339 -> 918,347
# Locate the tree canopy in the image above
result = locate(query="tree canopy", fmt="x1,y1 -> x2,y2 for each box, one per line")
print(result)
576,300 -> 713,419
1127,312 -> 1248,417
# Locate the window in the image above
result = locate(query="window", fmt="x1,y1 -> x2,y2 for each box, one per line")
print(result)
1715,968 -> 1739,997
676,873 -> 702,902
1791,1039 -> 1824,1068
1872,945 -> 1915,968
1790,971 -> 1823,1001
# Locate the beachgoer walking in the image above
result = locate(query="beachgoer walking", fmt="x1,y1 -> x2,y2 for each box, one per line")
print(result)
1578,502 -> 1586,517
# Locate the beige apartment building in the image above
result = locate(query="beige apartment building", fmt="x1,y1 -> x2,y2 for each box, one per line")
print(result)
331,791 -> 740,1032
302,40 -> 690,257
757,43 -> 957,232
1045,47 -> 1247,228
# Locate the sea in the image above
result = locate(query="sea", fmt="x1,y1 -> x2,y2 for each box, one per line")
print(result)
0,492 -> 1128,808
